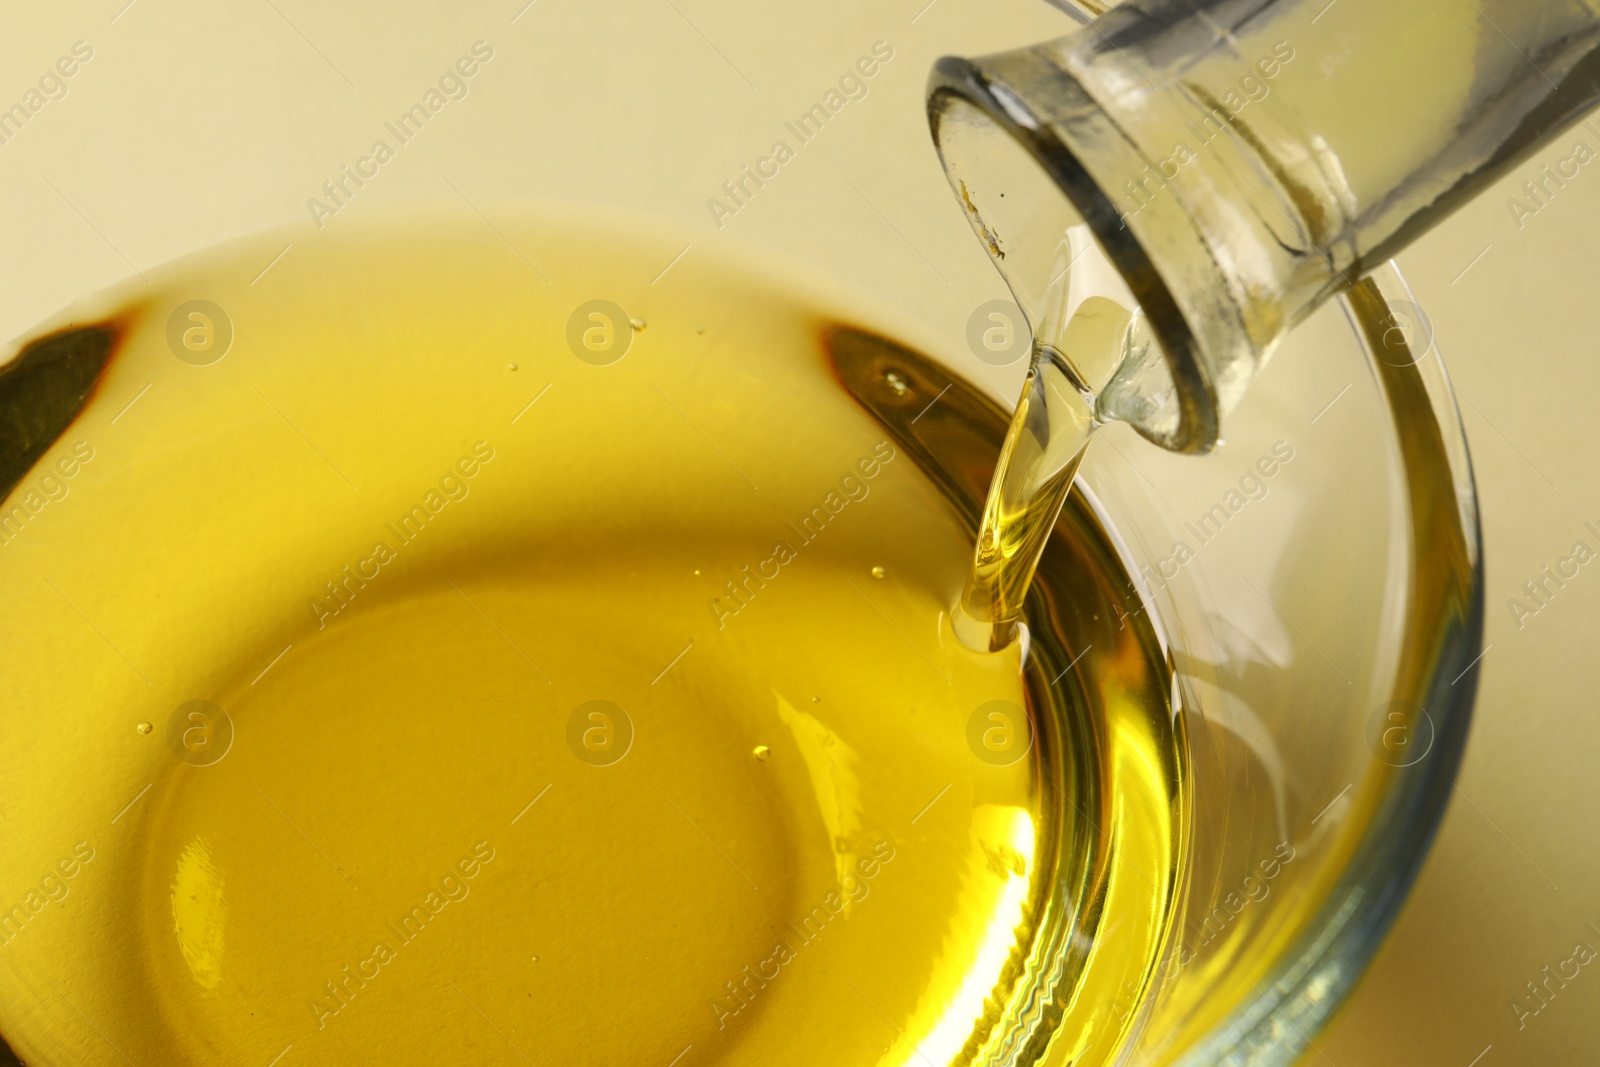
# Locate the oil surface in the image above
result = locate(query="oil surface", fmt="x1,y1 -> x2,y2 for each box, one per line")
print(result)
0,218 -> 1183,1066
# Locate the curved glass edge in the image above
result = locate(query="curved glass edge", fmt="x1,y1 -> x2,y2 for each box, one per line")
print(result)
1169,260 -> 1485,1067
1038,0 -> 1095,26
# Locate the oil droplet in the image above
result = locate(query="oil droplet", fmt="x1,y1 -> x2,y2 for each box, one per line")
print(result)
532,955 -> 540,962
811,696 -> 821,704
753,745 -> 771,761
137,721 -> 153,735
509,362 -> 519,371
629,317 -> 647,331
696,327 -> 705,335
693,569 -> 702,576
885,371 -> 909,396
870,566 -> 886,579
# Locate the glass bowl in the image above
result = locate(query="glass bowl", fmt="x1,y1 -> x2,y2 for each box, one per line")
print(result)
0,208 -> 1478,1063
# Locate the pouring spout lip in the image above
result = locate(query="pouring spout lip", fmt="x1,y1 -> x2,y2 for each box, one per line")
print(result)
926,53 -> 1220,455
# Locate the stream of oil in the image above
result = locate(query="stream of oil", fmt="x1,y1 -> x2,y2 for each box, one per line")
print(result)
953,222 -> 1158,653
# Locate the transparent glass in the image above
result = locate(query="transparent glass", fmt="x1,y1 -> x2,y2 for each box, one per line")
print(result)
929,0 -> 1600,451
1084,261 -> 1482,1065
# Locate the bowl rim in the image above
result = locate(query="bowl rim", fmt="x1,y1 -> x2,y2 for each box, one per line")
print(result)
1163,260 -> 1484,1067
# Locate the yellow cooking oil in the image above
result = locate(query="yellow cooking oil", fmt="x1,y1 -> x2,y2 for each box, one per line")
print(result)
0,215 -> 1184,1066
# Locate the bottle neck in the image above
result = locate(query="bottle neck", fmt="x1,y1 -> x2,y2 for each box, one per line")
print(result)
930,0 -> 1600,452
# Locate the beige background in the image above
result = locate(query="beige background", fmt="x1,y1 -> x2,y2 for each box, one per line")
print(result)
1,0 -> 1595,1064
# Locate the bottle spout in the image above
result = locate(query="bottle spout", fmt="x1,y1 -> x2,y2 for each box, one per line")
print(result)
928,67 -> 1214,452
